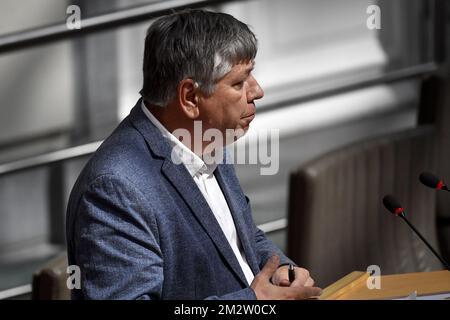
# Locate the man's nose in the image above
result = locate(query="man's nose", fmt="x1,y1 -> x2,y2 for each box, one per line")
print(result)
247,75 -> 264,101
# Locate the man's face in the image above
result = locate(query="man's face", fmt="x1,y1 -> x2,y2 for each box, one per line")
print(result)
197,60 -> 264,139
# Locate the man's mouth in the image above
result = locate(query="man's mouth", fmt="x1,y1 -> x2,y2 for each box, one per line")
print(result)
241,113 -> 255,120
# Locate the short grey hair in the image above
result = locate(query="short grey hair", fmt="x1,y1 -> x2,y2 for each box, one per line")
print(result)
140,9 -> 257,107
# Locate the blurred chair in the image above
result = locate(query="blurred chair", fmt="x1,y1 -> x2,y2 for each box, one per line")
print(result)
287,125 -> 444,287
32,253 -> 70,300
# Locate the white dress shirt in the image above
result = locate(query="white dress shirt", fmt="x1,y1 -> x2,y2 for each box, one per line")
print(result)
141,101 -> 255,285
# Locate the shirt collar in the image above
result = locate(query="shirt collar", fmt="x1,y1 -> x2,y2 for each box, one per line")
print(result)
141,100 -> 217,177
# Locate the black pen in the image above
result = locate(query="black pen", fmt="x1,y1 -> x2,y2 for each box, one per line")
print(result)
288,264 -> 295,283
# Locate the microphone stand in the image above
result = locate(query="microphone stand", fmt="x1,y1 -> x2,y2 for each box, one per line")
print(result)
399,213 -> 450,271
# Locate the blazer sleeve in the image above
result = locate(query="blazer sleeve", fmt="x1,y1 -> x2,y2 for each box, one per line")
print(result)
245,196 -> 297,270
72,174 -> 163,300
254,225 -> 297,269
72,174 -> 257,300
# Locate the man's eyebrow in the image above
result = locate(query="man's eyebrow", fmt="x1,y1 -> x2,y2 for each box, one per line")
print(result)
244,62 -> 255,75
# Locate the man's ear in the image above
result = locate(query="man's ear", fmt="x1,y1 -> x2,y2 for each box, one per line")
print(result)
178,79 -> 200,120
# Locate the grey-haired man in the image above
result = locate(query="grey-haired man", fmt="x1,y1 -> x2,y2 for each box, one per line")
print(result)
66,9 -> 322,300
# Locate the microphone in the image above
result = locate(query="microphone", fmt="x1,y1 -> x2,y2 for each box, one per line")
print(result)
419,172 -> 449,191
382,195 -> 450,271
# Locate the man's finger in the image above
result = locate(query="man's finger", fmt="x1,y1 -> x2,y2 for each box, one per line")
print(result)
279,279 -> 291,287
304,277 -> 315,287
296,268 -> 310,281
290,268 -> 310,287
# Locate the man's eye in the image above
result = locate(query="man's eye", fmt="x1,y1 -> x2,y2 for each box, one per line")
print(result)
233,81 -> 244,89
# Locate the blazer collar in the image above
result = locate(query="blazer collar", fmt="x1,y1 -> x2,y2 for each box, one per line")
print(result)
129,98 -> 172,159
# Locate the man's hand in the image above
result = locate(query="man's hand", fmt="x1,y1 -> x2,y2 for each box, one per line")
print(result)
271,264 -> 315,287
250,255 -> 322,300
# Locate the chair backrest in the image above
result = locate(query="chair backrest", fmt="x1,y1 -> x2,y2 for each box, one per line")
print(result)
32,252 -> 70,300
287,126 -> 444,287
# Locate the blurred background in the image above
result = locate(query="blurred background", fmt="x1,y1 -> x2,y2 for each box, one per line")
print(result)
0,0 -> 449,299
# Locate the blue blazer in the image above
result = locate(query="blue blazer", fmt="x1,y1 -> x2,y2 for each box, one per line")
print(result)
66,99 -> 294,300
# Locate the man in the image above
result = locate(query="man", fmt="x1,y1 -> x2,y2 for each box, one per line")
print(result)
66,9 -> 322,300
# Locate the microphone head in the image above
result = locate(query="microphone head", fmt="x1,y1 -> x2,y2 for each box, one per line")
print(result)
382,195 -> 404,216
419,172 -> 445,190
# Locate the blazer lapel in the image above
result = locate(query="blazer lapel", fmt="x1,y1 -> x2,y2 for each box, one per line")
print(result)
214,164 -> 261,276
161,160 -> 250,286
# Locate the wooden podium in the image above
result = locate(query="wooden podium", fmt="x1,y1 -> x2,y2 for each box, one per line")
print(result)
320,270 -> 450,300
